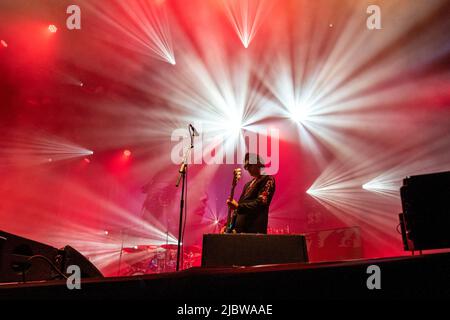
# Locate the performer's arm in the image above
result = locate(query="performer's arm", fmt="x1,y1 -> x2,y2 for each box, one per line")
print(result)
237,177 -> 275,215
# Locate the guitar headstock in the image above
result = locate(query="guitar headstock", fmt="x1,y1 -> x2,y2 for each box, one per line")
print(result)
232,168 -> 242,186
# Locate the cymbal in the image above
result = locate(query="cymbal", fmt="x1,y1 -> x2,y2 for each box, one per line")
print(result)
159,244 -> 202,253
161,244 -> 179,250
123,245 -> 158,253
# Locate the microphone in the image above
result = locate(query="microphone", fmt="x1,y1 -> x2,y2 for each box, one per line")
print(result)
189,124 -> 200,137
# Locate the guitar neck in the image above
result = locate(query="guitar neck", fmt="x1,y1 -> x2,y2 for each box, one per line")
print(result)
229,185 -> 236,200
225,168 -> 241,231
226,184 -> 237,225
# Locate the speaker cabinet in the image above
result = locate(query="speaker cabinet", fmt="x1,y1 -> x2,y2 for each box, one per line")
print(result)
0,230 -> 102,283
201,233 -> 308,267
0,230 -> 61,283
61,245 -> 103,278
400,171 -> 450,251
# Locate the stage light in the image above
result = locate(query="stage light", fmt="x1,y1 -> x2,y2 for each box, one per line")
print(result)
85,1 -> 175,65
214,220 -> 219,225
168,57 -> 176,66
0,132 -> 96,166
104,230 -> 109,236
123,150 -> 131,157
222,0 -> 271,48
362,179 -> 403,198
84,158 -> 91,164
290,106 -> 310,123
48,25 -> 58,33
305,187 -> 328,197
228,119 -> 243,135
1,40 -> 7,48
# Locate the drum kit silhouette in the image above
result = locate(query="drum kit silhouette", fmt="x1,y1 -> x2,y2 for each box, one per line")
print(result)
121,244 -> 201,275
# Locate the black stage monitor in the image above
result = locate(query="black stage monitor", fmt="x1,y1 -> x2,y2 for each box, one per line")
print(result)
202,233 -> 308,267
400,171 -> 450,251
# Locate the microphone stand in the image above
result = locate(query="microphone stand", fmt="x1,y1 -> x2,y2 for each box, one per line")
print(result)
117,229 -> 124,276
117,228 -> 129,276
175,127 -> 194,271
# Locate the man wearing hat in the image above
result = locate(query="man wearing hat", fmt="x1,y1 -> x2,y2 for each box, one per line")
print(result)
226,153 -> 276,233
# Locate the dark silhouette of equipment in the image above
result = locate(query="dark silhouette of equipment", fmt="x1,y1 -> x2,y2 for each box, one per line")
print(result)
201,233 -> 308,267
400,171 -> 450,251
0,230 -> 102,283
60,245 -> 103,279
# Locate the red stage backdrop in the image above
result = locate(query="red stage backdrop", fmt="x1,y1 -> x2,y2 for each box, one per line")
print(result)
0,0 -> 449,276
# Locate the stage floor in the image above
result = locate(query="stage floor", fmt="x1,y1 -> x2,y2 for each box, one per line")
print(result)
1,251 -> 449,300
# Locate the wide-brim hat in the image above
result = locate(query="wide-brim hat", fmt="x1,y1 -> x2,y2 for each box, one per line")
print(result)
244,153 -> 265,168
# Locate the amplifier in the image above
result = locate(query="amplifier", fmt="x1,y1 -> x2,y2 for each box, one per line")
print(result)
0,230 -> 102,283
400,170 -> 450,251
201,233 -> 308,267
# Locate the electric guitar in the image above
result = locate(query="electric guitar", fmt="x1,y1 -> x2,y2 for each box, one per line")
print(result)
225,168 -> 241,233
